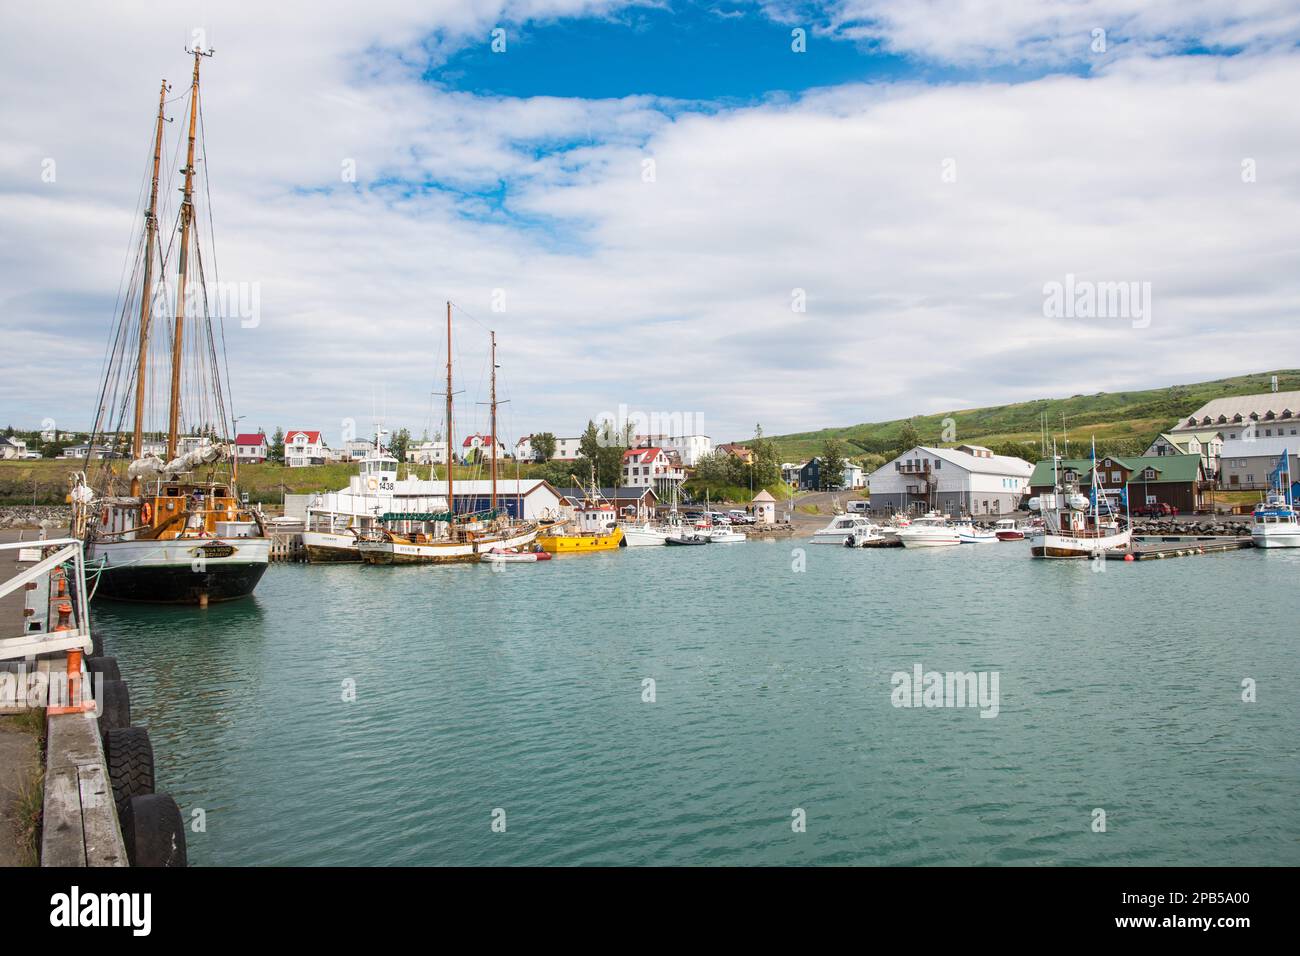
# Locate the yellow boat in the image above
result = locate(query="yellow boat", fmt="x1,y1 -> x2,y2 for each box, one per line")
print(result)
536,488 -> 625,553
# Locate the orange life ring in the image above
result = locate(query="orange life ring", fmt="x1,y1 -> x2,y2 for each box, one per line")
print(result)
140,501 -> 153,524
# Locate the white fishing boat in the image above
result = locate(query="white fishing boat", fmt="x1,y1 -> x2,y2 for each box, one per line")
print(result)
1251,450 -> 1300,549
896,512 -> 962,548
703,526 -> 746,543
993,518 -> 1026,541
1028,440 -> 1131,559
811,514 -> 878,545
622,523 -> 672,546
301,443 -> 447,562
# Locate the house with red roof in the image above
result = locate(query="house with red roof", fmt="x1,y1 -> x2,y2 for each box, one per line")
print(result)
285,429 -> 327,467
460,433 -> 506,462
235,432 -> 268,464
621,446 -> 684,489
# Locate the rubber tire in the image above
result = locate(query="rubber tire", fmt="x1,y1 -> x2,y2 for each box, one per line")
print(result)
120,793 -> 188,867
96,679 -> 131,737
86,656 -> 121,684
104,726 -> 155,814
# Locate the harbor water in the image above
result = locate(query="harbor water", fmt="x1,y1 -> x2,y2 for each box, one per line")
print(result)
95,540 -> 1300,866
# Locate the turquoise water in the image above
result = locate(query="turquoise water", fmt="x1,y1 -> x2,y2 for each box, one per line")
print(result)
94,539 -> 1300,866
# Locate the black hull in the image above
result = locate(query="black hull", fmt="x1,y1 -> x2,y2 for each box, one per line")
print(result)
94,562 -> 268,604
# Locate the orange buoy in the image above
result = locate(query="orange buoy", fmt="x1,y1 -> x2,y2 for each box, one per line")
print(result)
140,501 -> 153,524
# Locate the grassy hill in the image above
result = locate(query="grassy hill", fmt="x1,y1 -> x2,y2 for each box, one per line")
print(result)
759,369 -> 1300,463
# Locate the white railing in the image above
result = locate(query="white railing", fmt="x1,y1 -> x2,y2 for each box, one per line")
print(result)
0,537 -> 93,662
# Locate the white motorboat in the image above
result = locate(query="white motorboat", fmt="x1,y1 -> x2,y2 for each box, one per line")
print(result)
811,514 -> 878,545
843,524 -> 900,547
703,526 -> 746,543
993,518 -> 1026,541
955,521 -> 997,544
481,548 -> 552,563
896,512 -> 962,548
1251,451 -> 1300,548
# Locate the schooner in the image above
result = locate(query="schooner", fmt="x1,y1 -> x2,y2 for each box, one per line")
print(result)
69,48 -> 270,603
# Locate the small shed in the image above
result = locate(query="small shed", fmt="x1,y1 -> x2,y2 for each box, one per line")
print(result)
751,489 -> 776,524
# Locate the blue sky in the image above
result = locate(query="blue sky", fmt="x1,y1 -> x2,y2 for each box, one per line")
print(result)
3,1 -> 1300,444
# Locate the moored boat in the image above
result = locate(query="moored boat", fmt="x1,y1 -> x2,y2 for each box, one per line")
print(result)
811,514 -> 878,545
896,512 -> 962,548
69,51 -> 269,604
1027,441 -> 1131,559
993,518 -> 1026,541
1250,450 -> 1300,549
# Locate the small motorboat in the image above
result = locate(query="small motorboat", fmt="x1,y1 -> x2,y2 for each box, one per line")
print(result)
993,518 -> 1025,541
843,525 -> 902,548
956,521 -> 997,544
665,533 -> 709,546
481,548 -> 552,563
896,512 -> 962,548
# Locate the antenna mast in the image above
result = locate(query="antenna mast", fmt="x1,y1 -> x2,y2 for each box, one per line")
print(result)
131,78 -> 169,495
446,301 -> 454,517
167,46 -> 212,460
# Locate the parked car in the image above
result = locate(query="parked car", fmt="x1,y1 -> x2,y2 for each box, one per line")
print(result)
1134,501 -> 1178,518
728,509 -> 755,525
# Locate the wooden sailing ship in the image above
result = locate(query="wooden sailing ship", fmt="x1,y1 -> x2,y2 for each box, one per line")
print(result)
358,305 -> 538,564
69,50 -> 270,604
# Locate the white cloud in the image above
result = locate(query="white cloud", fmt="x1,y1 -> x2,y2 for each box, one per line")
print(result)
2,3 -> 1299,446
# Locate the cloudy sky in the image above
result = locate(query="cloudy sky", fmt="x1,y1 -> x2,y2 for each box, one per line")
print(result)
2,1 -> 1299,447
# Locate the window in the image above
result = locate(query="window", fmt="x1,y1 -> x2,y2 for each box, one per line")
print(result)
934,460 -> 941,469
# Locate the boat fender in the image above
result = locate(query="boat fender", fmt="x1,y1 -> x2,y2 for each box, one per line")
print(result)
101,507 -> 110,525
140,502 -> 152,524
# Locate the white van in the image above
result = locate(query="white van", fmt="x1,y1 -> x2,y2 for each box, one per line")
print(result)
846,499 -> 872,513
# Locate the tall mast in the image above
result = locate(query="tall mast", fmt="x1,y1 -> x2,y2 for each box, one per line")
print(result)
167,48 -> 209,460
446,301 -> 454,516
130,78 -> 169,496
489,329 -> 498,513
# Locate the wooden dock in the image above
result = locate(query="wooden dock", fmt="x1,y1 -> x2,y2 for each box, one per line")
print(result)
1106,534 -> 1255,561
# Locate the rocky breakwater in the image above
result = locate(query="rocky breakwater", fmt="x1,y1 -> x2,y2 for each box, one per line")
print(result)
0,506 -> 71,530
1132,516 -> 1253,536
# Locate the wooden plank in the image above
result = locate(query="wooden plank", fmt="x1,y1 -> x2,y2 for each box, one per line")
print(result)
46,712 -> 103,773
41,767 -> 85,867
78,764 -> 127,867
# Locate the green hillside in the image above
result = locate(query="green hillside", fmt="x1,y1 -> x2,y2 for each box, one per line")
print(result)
760,369 -> 1300,463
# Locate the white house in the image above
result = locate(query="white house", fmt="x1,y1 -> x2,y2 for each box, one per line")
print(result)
285,430 -> 327,467
62,444 -> 115,460
514,436 -> 534,461
1,437 -> 27,460
411,440 -> 448,465
459,434 -> 507,462
234,432 -> 268,464
634,433 -> 712,467
842,463 -> 866,489
621,446 -> 685,489
551,436 -> 583,461
866,444 -> 1033,516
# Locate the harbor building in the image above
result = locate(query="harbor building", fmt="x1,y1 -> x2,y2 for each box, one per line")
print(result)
632,433 -> 712,467
1218,437 -> 1299,492
751,489 -> 776,523
1169,389 -> 1300,445
1028,453 -> 1206,513
867,445 -> 1033,515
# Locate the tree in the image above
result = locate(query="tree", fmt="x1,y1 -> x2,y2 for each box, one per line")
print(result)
391,427 -> 412,463
532,432 -> 557,463
270,427 -> 285,464
897,419 -> 920,454
820,439 -> 847,490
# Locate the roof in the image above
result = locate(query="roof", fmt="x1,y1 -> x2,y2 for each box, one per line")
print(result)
1172,390 -> 1300,430
287,430 -> 322,443
623,447 -> 663,462
462,433 -> 501,447
1220,436 -> 1297,459
751,490 -> 776,502
234,433 -> 265,446
1029,453 -> 1203,486
870,446 -> 1032,480
557,486 -> 660,502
